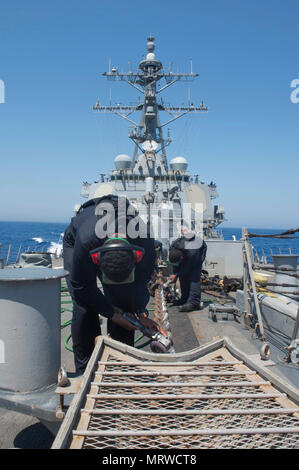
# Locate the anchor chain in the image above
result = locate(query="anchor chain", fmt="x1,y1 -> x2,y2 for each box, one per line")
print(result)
152,272 -> 175,353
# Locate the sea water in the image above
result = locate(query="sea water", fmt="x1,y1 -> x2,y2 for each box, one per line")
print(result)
0,221 -> 298,265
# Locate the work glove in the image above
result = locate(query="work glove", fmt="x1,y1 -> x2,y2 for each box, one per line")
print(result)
111,306 -> 137,331
138,314 -> 167,337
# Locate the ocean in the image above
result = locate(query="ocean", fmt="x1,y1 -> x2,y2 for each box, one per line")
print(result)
219,227 -> 299,262
0,221 -> 298,265
0,221 -> 68,264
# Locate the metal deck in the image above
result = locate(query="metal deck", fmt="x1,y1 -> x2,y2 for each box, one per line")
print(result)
52,336 -> 299,449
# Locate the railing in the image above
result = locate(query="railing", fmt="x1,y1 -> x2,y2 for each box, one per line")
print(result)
243,228 -> 299,363
244,228 -> 299,300
0,242 -> 60,266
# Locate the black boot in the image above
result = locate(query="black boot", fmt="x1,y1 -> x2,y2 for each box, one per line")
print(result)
172,298 -> 185,306
179,303 -> 200,312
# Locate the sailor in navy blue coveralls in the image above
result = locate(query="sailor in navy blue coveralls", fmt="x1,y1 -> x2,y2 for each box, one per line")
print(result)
169,233 -> 207,312
63,195 -> 158,374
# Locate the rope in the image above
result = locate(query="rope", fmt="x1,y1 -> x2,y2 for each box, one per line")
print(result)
248,228 -> 299,239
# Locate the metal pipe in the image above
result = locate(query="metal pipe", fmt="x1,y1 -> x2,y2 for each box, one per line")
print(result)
87,392 -> 284,400
97,361 -> 243,366
243,227 -> 266,340
94,370 -> 257,377
80,408 -> 298,416
16,245 -> 22,264
90,380 -> 268,387
73,425 -> 299,437
5,244 -> 12,265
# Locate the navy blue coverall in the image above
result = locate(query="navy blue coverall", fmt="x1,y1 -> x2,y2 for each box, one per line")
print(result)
63,196 -> 156,373
170,234 -> 207,307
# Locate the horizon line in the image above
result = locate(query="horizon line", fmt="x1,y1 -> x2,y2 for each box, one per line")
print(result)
0,220 -> 294,231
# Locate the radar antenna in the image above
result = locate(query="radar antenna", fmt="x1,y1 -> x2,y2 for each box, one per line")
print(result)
93,36 -> 208,169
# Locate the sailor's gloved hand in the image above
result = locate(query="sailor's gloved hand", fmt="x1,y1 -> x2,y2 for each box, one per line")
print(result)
138,314 -> 167,337
111,308 -> 137,331
169,274 -> 177,283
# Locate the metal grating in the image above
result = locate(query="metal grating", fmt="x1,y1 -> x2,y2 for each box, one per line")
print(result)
65,344 -> 299,449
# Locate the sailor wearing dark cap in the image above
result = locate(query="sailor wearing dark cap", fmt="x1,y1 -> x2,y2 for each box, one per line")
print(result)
168,229 -> 207,312
63,194 -> 160,374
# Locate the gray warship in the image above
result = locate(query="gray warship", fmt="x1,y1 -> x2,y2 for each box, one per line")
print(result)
1,36 -> 299,450
74,35 -> 243,281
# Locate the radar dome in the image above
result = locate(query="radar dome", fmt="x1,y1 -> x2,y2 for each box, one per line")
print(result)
146,53 -> 156,61
114,154 -> 132,170
170,156 -> 188,172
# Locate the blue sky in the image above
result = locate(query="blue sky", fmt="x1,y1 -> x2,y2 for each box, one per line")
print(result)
0,0 -> 298,228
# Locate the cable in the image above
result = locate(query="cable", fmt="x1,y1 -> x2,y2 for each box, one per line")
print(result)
61,318 -> 72,328
64,333 -> 73,352
134,333 -> 145,344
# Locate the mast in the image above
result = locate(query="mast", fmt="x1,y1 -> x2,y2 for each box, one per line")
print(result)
93,36 -> 208,169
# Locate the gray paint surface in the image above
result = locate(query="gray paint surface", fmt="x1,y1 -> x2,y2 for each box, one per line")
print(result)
204,240 -> 243,278
0,268 -> 67,392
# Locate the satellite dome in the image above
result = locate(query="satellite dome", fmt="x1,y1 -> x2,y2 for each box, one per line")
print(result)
170,156 -> 188,172
114,154 -> 132,170
146,52 -> 156,61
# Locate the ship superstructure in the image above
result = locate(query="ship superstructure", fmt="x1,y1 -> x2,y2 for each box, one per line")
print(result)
78,36 -> 225,245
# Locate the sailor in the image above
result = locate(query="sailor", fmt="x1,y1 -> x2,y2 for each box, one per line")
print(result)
168,228 -> 207,312
154,239 -> 163,266
63,194 -> 160,374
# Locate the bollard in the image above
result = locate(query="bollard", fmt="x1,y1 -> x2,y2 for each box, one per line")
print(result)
0,267 -> 68,392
